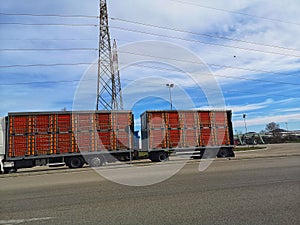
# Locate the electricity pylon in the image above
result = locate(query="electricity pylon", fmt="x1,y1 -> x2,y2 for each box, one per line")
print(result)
112,39 -> 123,110
96,0 -> 123,110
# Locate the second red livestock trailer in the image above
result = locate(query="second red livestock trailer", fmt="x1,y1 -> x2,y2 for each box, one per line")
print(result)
141,110 -> 235,162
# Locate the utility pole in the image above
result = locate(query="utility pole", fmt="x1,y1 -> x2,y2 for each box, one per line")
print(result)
96,0 -> 123,110
243,114 -> 248,133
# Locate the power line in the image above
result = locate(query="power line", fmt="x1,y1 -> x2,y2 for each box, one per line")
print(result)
120,78 -> 299,99
128,64 -> 300,86
110,17 -> 300,52
0,12 -> 99,18
1,11 -> 298,51
2,26 -> 299,58
110,26 -> 300,58
0,63 -> 91,68
1,20 -> 299,57
0,48 -> 97,52
2,35 -> 300,72
1,14 -> 298,53
0,78 -> 97,86
3,26 -> 299,58
0,38 -> 98,41
0,22 -> 98,27
1,46 -> 299,79
117,50 -> 300,78
169,0 -> 300,26
2,62 -> 299,87
1,76 -> 298,99
3,69 -> 299,87
1,49 -> 300,79
1,11 -> 298,50
0,80 -> 81,86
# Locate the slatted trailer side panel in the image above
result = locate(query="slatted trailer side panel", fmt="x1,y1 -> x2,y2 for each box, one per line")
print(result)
141,110 -> 234,161
5,111 -> 134,171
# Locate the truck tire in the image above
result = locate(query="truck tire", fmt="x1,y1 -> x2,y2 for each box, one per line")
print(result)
157,152 -> 168,162
4,167 -> 17,174
67,157 -> 84,169
217,149 -> 229,158
88,156 -> 103,167
150,152 -> 168,162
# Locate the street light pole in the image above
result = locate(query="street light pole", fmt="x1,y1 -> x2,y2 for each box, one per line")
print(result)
243,113 -> 248,146
166,84 -> 174,110
243,114 -> 248,134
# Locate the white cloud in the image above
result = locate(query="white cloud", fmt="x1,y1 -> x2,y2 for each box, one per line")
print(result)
227,98 -> 273,113
277,107 -> 300,113
234,113 -> 300,127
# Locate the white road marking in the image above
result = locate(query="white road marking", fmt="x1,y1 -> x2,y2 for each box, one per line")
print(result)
0,217 -> 54,224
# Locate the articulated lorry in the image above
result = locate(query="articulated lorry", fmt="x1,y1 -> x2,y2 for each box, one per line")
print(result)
0,110 -> 234,173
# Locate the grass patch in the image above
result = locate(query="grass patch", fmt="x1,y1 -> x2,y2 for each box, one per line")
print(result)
288,140 -> 300,143
234,146 -> 267,151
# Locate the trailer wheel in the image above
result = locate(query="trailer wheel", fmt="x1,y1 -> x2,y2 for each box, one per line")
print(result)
67,157 -> 84,169
158,152 -> 168,162
150,152 -> 168,162
4,167 -> 17,174
217,149 -> 229,158
88,156 -> 103,167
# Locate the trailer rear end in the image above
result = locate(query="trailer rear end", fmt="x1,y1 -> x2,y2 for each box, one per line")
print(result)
141,110 -> 234,162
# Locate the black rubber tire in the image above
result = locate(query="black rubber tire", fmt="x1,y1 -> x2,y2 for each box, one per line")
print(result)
150,152 -> 169,162
157,152 -> 168,162
217,149 -> 229,158
4,167 -> 17,174
67,157 -> 84,169
149,153 -> 155,162
88,156 -> 102,167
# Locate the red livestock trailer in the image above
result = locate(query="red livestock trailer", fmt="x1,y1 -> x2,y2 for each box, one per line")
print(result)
1,111 -> 134,173
141,110 -> 235,162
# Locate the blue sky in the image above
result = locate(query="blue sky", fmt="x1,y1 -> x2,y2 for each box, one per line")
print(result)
0,0 -> 300,133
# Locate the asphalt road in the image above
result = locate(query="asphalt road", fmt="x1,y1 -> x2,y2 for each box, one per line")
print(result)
0,144 -> 299,225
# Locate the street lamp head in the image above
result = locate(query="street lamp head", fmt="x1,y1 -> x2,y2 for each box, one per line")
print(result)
166,83 -> 174,88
